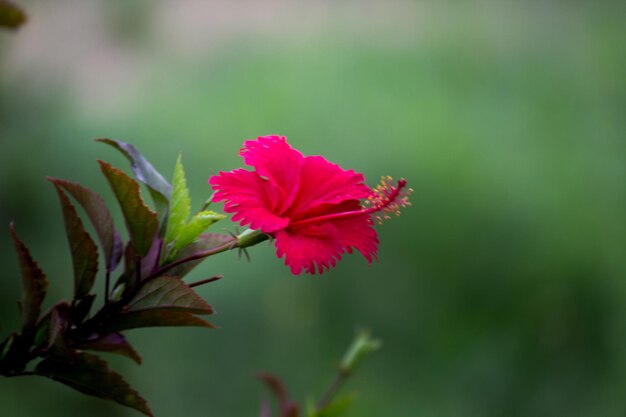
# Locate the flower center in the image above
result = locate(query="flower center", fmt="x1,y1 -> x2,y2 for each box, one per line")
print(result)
290,177 -> 412,228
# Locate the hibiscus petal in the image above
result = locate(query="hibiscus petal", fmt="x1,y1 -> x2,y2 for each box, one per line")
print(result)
274,208 -> 379,275
330,213 -> 379,264
288,155 -> 371,219
209,169 -> 289,233
240,136 -> 303,213
274,224 -> 346,275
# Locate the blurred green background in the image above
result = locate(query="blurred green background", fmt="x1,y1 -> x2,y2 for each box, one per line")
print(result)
1,0 -> 626,416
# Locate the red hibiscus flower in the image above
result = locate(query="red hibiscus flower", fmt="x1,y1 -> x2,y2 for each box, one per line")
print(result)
209,135 -> 410,275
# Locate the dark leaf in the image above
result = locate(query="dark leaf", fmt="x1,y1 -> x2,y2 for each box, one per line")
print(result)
70,294 -> 96,325
128,276 -> 213,314
34,302 -> 70,352
100,310 -> 216,333
167,233 -> 233,277
0,333 -> 17,374
97,139 -> 171,222
117,241 -> 138,292
115,238 -> 161,292
99,161 -> 158,257
258,373 -> 301,417
0,1 -> 26,30
50,182 -> 99,300
78,332 -> 142,364
10,224 -> 49,331
35,351 -> 153,416
50,178 -> 123,273
140,238 -> 162,280
0,334 -> 14,361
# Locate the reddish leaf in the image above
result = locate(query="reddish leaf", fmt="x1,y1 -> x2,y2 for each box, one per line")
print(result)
0,1 -> 26,30
259,398 -> 271,417
35,351 -> 153,416
258,373 -> 301,417
34,302 -> 70,352
97,139 -> 171,222
128,276 -> 213,314
100,310 -> 216,333
78,332 -> 142,364
140,238 -> 163,280
167,233 -> 233,277
99,161 -> 158,257
50,178 -> 123,273
10,224 -> 49,331
50,182 -> 99,299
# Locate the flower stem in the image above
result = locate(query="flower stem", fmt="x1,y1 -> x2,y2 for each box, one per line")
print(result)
315,369 -> 350,412
149,237 -> 238,278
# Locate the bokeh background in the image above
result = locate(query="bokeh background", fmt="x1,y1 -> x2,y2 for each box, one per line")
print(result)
1,1 -> 626,416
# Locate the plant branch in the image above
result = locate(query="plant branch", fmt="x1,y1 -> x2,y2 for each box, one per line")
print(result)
189,275 -> 223,288
104,270 -> 111,304
315,369 -> 351,412
147,237 -> 238,279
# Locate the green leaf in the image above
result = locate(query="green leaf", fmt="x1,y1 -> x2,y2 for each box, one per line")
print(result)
50,182 -> 99,300
174,211 -> 225,253
50,178 -> 123,273
339,330 -> 382,373
167,233 -> 233,277
99,161 -> 158,257
162,156 -> 225,260
0,1 -> 26,30
128,276 -> 213,314
316,394 -> 356,417
35,351 -> 153,416
97,139 -> 171,222
164,154 -> 191,250
10,224 -> 49,331
78,333 -> 142,364
100,310 -> 216,333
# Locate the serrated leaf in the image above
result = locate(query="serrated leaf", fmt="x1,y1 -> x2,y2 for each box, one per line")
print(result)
100,310 -> 216,333
10,224 -> 49,331
35,351 -> 153,416
97,139 -> 171,223
0,1 -> 26,30
50,178 -> 123,273
78,332 -> 142,364
51,182 -> 99,299
167,233 -> 233,277
99,161 -> 158,257
174,211 -> 225,254
164,154 -> 191,249
128,276 -> 213,314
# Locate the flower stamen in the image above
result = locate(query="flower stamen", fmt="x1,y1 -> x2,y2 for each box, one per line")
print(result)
290,177 -> 411,228
364,176 -> 413,224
